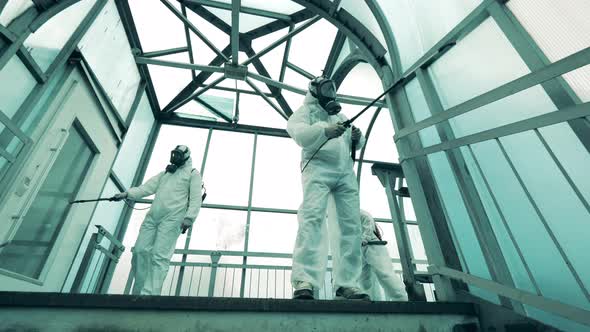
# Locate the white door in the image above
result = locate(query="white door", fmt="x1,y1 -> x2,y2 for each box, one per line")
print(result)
0,67 -> 118,291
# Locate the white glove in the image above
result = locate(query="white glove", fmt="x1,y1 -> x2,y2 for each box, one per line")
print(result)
324,123 -> 346,138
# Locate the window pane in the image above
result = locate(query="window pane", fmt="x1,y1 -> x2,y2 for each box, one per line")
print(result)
430,18 -> 533,108
507,0 -> 590,101
247,212 -> 297,254
251,136 -> 301,210
79,0 -> 141,120
189,209 -> 246,251
0,57 -> 37,120
202,130 -> 253,206
0,1 -> 34,26
23,0 -> 94,70
359,164 -> 391,219
470,139 -> 589,308
63,179 -> 125,291
0,125 -> 94,278
501,131 -> 590,296
377,0 -> 480,70
340,0 -> 387,50
112,94 -> 155,188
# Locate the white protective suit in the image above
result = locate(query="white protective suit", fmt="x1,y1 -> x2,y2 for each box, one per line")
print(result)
128,158 -> 202,295
287,92 -> 366,291
359,210 -> 408,301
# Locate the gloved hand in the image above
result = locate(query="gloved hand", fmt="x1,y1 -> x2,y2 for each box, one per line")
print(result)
112,192 -> 128,201
180,218 -> 192,234
324,123 -> 347,138
352,126 -> 362,143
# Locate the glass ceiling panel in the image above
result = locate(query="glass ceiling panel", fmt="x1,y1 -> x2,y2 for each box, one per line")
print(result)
206,6 -> 276,33
209,0 -> 304,15
340,0 -> 387,52
186,7 -> 229,64
130,0 -> 188,52
288,19 -> 337,76
377,0 -> 480,70
252,28 -> 288,81
0,1 -> 34,26
237,94 -> 287,128
148,53 -> 192,107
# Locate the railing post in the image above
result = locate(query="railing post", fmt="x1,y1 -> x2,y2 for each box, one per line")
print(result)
71,233 -> 99,293
208,251 -> 222,297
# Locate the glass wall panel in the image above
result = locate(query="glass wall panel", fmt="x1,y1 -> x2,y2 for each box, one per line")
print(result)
289,19 -> 337,75
129,0 -> 187,52
430,18 -> 533,108
251,135 -> 301,210
112,94 -> 155,188
340,0 -> 387,51
0,1 -> 35,26
62,178 -> 124,291
459,146 -> 537,294
0,125 -> 94,279
470,139 -> 589,308
0,57 -> 37,120
188,209 -> 246,251
23,0 -> 94,70
79,0 -> 141,120
539,123 -> 590,204
507,0 -> 590,101
359,164 -> 391,219
247,212 -> 297,253
501,131 -> 590,294
377,0 -> 480,70
201,130 -> 254,206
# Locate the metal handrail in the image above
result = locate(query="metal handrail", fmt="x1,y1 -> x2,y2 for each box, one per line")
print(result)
429,265 -> 590,326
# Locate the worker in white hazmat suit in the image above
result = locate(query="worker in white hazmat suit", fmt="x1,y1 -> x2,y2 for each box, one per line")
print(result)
287,76 -> 369,300
113,145 -> 202,295
359,210 -> 408,301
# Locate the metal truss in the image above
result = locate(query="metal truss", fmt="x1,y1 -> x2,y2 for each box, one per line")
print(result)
119,0 -> 391,126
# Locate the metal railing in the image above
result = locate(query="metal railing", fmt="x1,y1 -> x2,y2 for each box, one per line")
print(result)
71,225 -> 125,294
121,249 -> 433,300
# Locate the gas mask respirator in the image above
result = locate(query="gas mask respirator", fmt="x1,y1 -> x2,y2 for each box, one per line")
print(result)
309,77 -> 341,115
166,145 -> 190,173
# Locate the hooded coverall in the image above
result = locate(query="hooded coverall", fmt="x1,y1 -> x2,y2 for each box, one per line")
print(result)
287,92 -> 366,291
359,210 -> 408,301
128,158 -> 202,295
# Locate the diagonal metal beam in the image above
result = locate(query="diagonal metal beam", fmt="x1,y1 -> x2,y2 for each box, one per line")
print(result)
181,0 -> 232,34
179,1 -> 296,116
168,76 -> 226,113
141,46 -> 188,58
286,62 -> 315,80
183,0 -> 291,21
323,30 -> 346,77
160,0 -> 229,62
245,8 -> 315,40
243,45 -> 293,116
245,78 -> 288,120
197,83 -> 273,97
231,0 -> 240,64
241,16 -> 320,66
181,4 -> 196,79
135,56 -> 224,73
162,44 -> 231,112
278,23 -> 293,83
